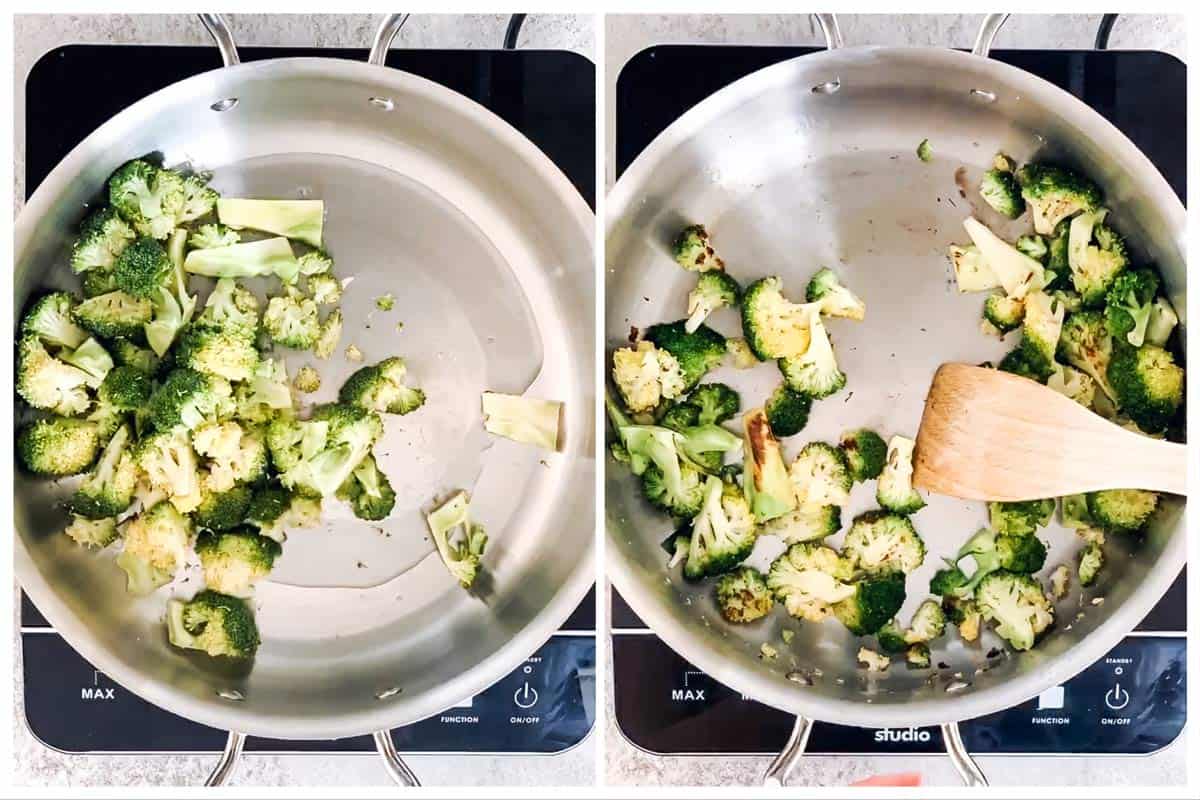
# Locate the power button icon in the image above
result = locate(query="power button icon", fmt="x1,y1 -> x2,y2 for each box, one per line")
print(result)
514,682 -> 538,709
1104,683 -> 1129,711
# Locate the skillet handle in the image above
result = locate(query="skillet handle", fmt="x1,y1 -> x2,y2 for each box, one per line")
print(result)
761,716 -> 813,786
198,14 -> 240,68
812,14 -> 844,50
373,730 -> 421,786
368,14 -> 413,67
941,722 -> 988,786
204,731 -> 245,786
971,13 -> 1011,59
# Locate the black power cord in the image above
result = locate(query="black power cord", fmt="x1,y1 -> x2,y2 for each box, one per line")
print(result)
1095,14 -> 1119,51
504,14 -> 527,50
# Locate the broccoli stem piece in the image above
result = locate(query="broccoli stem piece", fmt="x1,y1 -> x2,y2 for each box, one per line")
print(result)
217,198 -> 325,248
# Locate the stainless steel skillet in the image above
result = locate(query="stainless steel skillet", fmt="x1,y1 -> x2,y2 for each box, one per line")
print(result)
605,14 -> 1185,785
15,13 -> 594,784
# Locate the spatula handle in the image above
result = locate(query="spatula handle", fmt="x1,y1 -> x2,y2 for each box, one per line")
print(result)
1091,434 -> 1187,496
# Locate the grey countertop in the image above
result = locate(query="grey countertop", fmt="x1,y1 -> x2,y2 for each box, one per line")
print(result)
604,12 -> 1186,789
12,12 -> 594,788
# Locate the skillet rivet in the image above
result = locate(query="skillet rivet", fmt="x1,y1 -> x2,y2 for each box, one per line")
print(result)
368,96 -> 396,111
969,89 -> 998,104
811,79 -> 841,95
210,97 -> 239,112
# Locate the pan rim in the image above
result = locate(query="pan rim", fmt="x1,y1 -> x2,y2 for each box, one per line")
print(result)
604,44 -> 1185,728
15,56 -> 596,740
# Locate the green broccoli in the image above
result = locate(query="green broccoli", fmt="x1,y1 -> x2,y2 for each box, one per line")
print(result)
426,490 -> 488,588
1078,543 -> 1104,586
197,278 -> 260,331
725,337 -> 759,369
642,461 -> 706,518
1107,343 -> 1183,433
294,366 -> 322,394
245,486 -> 321,541
843,510 -> 926,575
298,250 -> 334,276
983,293 -> 1025,334
778,315 -> 845,398
69,424 -> 138,519
1068,209 -> 1128,306
177,173 -> 219,223
876,435 -> 925,514
267,404 -> 382,497
193,420 -> 269,492
166,590 -> 260,658
805,267 -> 866,320
59,337 -> 114,388
64,515 -> 120,548
768,542 -> 856,621
672,224 -> 724,272
234,358 -> 294,422
1086,489 -> 1158,534
1145,296 -> 1178,348
989,498 -> 1055,538
905,643 -> 932,668
17,416 -> 100,476
1015,163 -> 1102,236
188,223 -> 240,250
81,268 -> 118,298
955,528 -> 1047,595
307,273 -> 342,305
975,571 -> 1054,651
184,237 -> 300,284
21,291 -> 88,349
930,565 -> 968,597
263,289 -> 321,348
979,168 -> 1025,219
176,323 -> 258,382
1060,493 -> 1093,529
948,243 -> 1000,293
742,408 -> 797,522
107,160 -> 184,239
1047,363 -> 1096,407
216,198 -> 324,249
15,335 -> 93,416
686,271 -> 740,333
839,429 -> 887,482
147,368 -> 229,432
1016,291 -> 1065,380
876,621 -> 908,655
313,309 -> 343,359
135,428 -> 202,513
644,321 -> 727,391
741,276 -> 817,360
682,476 -> 756,579
789,441 -> 851,509
904,599 -> 947,643
339,357 -> 425,415
119,501 -> 193,592
761,505 -> 841,544
660,402 -> 700,432
336,453 -> 397,520
916,139 -> 932,162
1104,269 -> 1160,347
71,291 -> 154,339
611,341 -> 686,413
675,423 -> 741,474
1057,310 -> 1117,402
195,528 -> 282,595
765,384 -> 811,437
71,206 -> 136,273
833,572 -> 908,635
145,284 -> 190,358
1015,234 -> 1049,263
113,237 -> 171,298
715,566 -> 774,623
688,383 -> 740,426
194,484 -> 254,532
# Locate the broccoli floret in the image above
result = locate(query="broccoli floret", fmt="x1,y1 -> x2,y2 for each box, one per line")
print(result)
1078,543 -> 1104,586
956,528 -> 1047,597
905,643 -> 932,668
975,571 -> 1054,651
930,565 -> 968,597
685,271 -> 740,333
64,515 -> 120,548
195,527 -> 281,595
135,428 -> 203,513
1016,291 -> 1066,380
962,218 -> 1046,300
339,357 -> 425,415
235,358 -> 294,422
17,416 -> 100,476
905,599 -> 947,643
59,337 -> 114,388
298,250 -> 334,276
742,408 -> 797,522
725,337 -> 759,369
674,423 -> 741,474
983,293 -> 1025,334
188,223 -> 241,250
1145,296 -> 1178,348
145,284 -> 190,357
120,501 -> 193,592
293,365 -> 321,394
1068,209 -> 1128,306
642,461 -> 706,518
193,420 -> 269,492
839,429 -> 886,483
767,542 -> 856,621
1015,163 -> 1102,235
112,237 -> 171,299
761,504 -> 841,543
1047,363 -> 1096,407
806,267 -> 866,321
741,276 -> 818,360
644,321 -> 727,391
216,198 -> 324,248
22,291 -> 88,349
70,291 -> 154,340
16,335 -> 93,416
177,173 -> 219,223
778,315 -> 845,398
1104,268 -> 1159,347
198,278 -> 260,331
426,491 -> 488,588
175,323 -> 258,382
989,498 -> 1055,538
107,160 -> 183,239
1058,310 -> 1117,402
979,168 -> 1025,219
194,484 -> 254,532
1107,343 -> 1183,434
313,309 -> 343,360
1015,234 -> 1048,263
916,139 -> 932,162
834,572 -> 908,635
672,224 -> 724,272
789,441 -> 851,509
267,405 -> 382,498
876,621 -> 908,655
245,486 -> 321,541
683,383 -> 737,427
715,566 -> 774,623
71,206 -> 136,274
844,510 -> 926,575
82,267 -> 119,300
611,340 -> 686,413
944,596 -> 983,642
166,590 -> 260,658
70,424 -> 138,519
660,402 -> 700,434
259,290 -> 319,349
948,243 -> 1001,293
876,435 -> 926,514
682,476 -> 756,580
765,384 -> 811,437
307,273 -> 342,305
184,237 -> 300,284
1086,489 -> 1158,534
336,453 -> 397,520
148,368 -> 229,432
1060,493 -> 1093,529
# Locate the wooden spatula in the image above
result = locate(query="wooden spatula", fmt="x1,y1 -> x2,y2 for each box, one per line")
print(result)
913,363 -> 1186,501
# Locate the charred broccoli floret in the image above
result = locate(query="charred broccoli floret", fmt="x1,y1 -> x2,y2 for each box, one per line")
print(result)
833,572 -> 908,635
1086,489 -> 1158,534
70,424 -> 138,518
16,335 -> 93,416
741,276 -> 817,360
843,511 -> 926,575
789,441 -> 851,509
686,271 -> 741,333
119,501 -> 193,593
767,542 -> 855,621
778,314 -> 845,398
1068,209 -> 1128,306
166,590 -> 259,658
426,491 -> 488,588
761,504 -> 841,543
806,267 -> 866,320
983,293 -> 1025,335
338,357 -> 425,415
195,527 -> 282,595
17,416 -> 100,476
672,224 -> 724,272
1058,310 -> 1117,402
194,484 -> 254,532
1107,343 -> 1183,434
975,571 -> 1054,651
979,168 -> 1025,219
21,291 -> 88,349
176,323 -> 258,382
876,435 -> 926,514
682,476 -> 756,580
743,408 -> 796,522
765,384 -> 811,437
644,320 -> 727,391
904,599 -> 947,644
839,428 -> 887,483
611,340 -> 686,413
715,566 -> 774,623
64,515 -> 120,548
336,453 -> 397,520
1015,163 -> 1102,236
